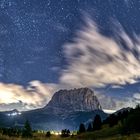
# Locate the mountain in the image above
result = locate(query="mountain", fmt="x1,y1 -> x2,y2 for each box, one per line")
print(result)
114,107 -> 132,114
44,88 -> 102,115
0,88 -> 108,130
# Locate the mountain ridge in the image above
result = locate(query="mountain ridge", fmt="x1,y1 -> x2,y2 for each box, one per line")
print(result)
0,87 -> 107,130
44,88 -> 102,116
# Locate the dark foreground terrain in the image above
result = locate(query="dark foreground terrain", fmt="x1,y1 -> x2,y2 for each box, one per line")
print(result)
0,125 -> 140,140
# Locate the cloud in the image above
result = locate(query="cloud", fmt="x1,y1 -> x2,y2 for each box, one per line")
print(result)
0,81 -> 57,111
111,85 -> 124,89
133,93 -> 140,99
133,93 -> 140,103
60,17 -> 140,88
1,16 -> 140,111
0,102 -> 28,111
95,92 -> 137,111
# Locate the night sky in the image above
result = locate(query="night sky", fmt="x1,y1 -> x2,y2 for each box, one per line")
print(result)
0,0 -> 140,111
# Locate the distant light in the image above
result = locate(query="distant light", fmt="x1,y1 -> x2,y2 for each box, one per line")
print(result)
7,112 -> 22,116
54,132 -> 59,136
50,131 -> 62,135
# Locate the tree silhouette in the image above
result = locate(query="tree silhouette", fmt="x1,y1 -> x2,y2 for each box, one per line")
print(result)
92,114 -> 102,131
22,120 -> 32,137
122,109 -> 140,134
61,129 -> 70,137
2,127 -> 21,137
108,114 -> 118,127
79,123 -> 86,133
87,123 -> 92,132
46,131 -> 51,137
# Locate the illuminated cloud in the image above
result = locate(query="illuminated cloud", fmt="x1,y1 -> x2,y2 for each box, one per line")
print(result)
60,17 -> 140,88
0,81 -> 57,111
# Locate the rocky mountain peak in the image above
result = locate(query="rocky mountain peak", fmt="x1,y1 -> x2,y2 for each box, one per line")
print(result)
44,88 -> 102,115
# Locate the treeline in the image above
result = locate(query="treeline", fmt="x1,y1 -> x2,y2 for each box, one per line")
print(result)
78,105 -> 140,135
78,114 -> 102,133
104,105 -> 140,134
1,105 -> 140,138
0,120 -> 32,138
0,120 -> 71,138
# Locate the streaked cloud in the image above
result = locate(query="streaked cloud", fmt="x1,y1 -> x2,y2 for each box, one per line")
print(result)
60,17 -> 140,88
0,16 -> 140,111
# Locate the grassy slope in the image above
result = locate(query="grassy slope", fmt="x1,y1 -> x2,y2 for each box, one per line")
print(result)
70,125 -> 140,140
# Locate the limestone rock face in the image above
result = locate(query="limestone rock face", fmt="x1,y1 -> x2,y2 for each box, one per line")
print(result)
45,88 -> 102,115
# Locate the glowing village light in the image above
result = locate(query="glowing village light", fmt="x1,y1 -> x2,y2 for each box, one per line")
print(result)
7,112 -> 21,116
50,131 -> 62,135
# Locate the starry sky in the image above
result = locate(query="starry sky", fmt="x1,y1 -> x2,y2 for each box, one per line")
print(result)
0,0 -> 140,111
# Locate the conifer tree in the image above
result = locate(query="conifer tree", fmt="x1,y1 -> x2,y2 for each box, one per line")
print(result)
79,123 -> 86,133
87,123 -> 92,132
92,114 -> 102,131
22,120 -> 32,137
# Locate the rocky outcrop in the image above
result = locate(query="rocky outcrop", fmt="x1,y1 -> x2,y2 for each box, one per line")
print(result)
44,88 -> 102,115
